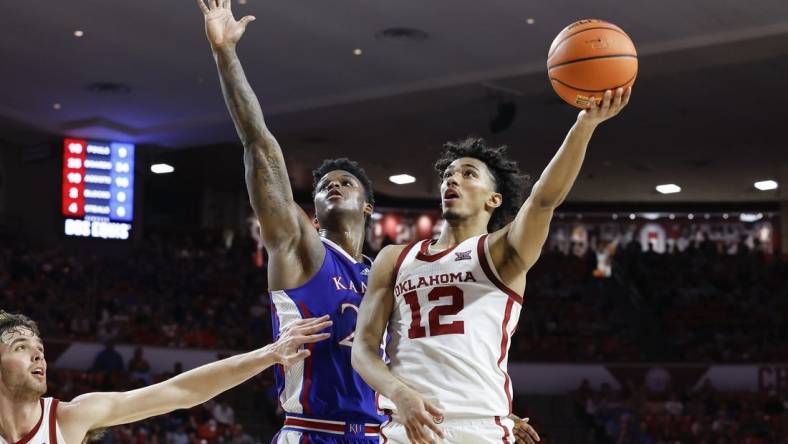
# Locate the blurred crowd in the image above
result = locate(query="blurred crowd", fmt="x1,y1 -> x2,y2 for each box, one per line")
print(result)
616,238 -> 788,362
574,378 -> 788,444
0,231 -> 273,351
2,225 -> 786,364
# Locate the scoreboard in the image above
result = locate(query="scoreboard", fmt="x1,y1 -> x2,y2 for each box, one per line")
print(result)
62,138 -> 135,240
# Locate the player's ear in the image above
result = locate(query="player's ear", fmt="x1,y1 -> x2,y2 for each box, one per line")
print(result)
486,192 -> 502,210
363,203 -> 373,218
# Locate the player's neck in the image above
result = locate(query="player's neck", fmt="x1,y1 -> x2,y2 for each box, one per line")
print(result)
0,394 -> 42,443
319,223 -> 365,262
435,219 -> 488,249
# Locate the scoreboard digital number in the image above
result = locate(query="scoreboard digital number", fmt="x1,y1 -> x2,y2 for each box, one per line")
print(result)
62,138 -> 135,240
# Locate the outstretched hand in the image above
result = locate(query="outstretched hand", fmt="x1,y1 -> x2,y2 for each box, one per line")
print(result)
577,87 -> 632,127
196,0 -> 256,49
265,315 -> 332,367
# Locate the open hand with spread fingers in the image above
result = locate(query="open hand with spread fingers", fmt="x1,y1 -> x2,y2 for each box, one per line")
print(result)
196,0 -> 256,50
577,87 -> 632,127
265,315 -> 332,367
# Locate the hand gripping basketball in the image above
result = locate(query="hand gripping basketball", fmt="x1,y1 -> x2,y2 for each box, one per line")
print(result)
577,87 -> 631,126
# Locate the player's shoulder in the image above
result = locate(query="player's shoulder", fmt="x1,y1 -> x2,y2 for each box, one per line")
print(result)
376,243 -> 409,264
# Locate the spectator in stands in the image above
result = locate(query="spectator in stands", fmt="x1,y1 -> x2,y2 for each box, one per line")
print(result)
212,399 -> 236,427
664,392 -> 684,416
229,424 -> 254,444
197,418 -> 221,443
91,340 -> 124,373
128,346 -> 152,384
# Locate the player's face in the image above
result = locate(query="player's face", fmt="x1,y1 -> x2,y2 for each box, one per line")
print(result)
440,157 -> 500,223
0,327 -> 47,397
314,170 -> 372,223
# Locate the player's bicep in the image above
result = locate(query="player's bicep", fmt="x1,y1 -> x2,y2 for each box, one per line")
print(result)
243,136 -> 304,249
505,196 -> 555,270
355,246 -> 401,350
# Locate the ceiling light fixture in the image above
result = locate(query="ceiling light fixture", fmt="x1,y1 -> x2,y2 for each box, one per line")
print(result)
389,174 -> 415,185
656,184 -> 681,194
151,163 -> 174,174
754,180 -> 778,191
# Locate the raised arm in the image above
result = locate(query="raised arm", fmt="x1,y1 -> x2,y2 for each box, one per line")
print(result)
197,0 -> 321,268
352,245 -> 445,444
493,88 -> 631,274
58,317 -> 331,441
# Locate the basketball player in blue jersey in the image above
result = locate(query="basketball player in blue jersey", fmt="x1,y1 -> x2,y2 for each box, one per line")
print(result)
0,310 -> 331,444
197,1 -> 383,442
197,2 -> 538,442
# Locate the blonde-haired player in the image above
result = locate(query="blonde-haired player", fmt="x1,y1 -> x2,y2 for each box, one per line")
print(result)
353,88 -> 631,444
0,311 -> 331,444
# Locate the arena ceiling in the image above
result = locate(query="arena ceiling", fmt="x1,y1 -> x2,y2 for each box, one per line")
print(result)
1,0 -> 787,203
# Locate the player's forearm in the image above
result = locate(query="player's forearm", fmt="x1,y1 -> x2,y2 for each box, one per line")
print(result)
212,45 -> 296,223
531,120 -> 596,209
352,339 -> 407,400
213,45 -> 270,148
82,346 -> 279,429
166,346 -> 276,408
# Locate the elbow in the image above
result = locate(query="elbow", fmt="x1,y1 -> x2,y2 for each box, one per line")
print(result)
166,383 -> 204,411
242,132 -> 275,154
531,189 -> 562,210
531,183 -> 566,209
350,341 -> 362,372
537,196 -> 563,210
350,338 -> 369,374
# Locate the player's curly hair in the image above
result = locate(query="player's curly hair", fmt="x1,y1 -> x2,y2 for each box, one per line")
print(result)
0,311 -> 40,340
434,137 -> 531,231
312,158 -> 375,206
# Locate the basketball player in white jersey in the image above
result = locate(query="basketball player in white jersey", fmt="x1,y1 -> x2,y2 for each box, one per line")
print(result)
352,88 -> 631,444
0,311 -> 331,444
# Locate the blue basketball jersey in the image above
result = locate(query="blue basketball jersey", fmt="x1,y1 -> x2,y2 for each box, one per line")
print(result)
270,238 -> 384,438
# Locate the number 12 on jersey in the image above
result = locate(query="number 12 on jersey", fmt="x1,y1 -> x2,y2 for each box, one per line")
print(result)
403,286 -> 465,338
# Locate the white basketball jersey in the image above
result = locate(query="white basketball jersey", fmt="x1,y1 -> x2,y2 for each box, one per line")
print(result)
377,234 -> 523,418
0,398 -> 64,444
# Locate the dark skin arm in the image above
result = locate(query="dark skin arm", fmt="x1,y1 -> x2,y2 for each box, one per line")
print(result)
197,0 -> 323,290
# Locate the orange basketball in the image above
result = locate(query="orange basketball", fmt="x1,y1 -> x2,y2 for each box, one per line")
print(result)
547,19 -> 637,108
